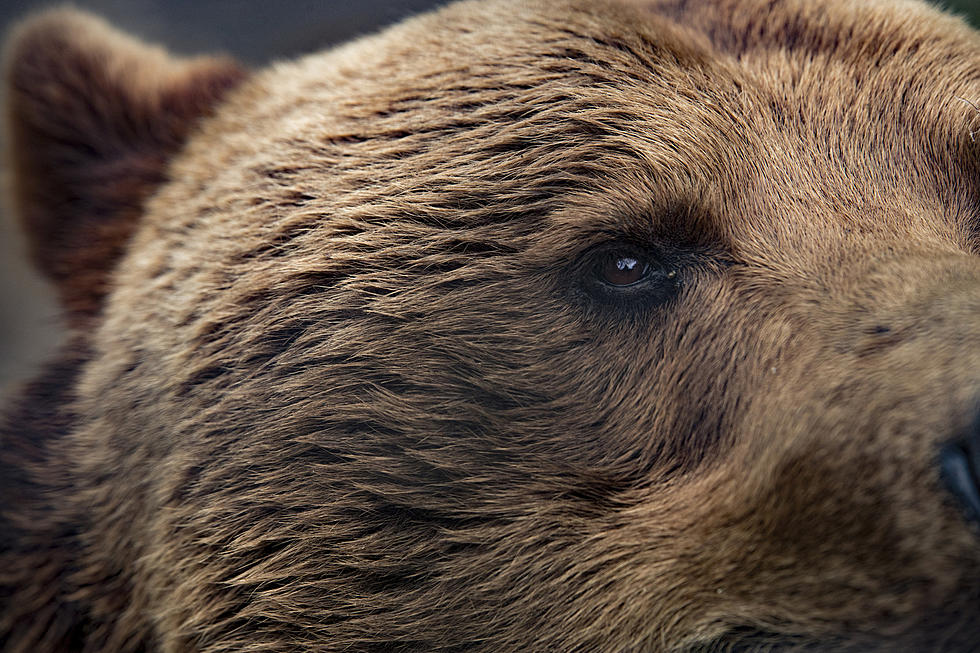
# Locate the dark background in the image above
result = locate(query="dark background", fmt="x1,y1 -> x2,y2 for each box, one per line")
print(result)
0,0 -> 978,398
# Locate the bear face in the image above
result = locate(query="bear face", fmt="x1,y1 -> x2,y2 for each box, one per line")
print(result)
3,0 -> 980,650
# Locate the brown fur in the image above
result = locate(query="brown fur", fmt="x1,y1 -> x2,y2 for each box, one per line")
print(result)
3,0 -> 980,650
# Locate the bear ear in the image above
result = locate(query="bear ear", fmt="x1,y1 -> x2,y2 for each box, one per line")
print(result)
3,9 -> 247,324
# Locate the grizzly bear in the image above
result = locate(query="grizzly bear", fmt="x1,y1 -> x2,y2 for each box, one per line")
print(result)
3,0 -> 980,650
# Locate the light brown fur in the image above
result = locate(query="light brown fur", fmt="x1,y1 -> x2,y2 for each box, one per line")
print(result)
3,0 -> 980,650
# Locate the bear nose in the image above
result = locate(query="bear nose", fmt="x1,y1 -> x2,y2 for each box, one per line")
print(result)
940,417 -> 980,528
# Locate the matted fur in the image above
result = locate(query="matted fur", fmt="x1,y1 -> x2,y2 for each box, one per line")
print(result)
3,0 -> 980,650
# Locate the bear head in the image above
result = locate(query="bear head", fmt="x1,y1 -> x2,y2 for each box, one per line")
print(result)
3,0 -> 980,650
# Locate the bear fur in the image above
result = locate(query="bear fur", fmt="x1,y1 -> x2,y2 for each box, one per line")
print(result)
3,0 -> 980,650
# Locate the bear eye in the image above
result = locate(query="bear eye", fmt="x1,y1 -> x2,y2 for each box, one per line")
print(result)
578,243 -> 681,308
599,255 -> 649,287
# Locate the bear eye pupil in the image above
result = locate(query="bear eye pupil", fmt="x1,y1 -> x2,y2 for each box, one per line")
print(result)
600,255 -> 648,286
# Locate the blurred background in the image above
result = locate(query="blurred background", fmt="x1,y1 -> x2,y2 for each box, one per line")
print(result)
0,0 -> 979,400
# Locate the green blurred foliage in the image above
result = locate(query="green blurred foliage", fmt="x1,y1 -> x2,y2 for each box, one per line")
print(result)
945,0 -> 980,24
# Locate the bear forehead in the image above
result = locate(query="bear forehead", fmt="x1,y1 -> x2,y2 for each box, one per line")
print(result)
93,0 -> 980,418
139,0 -> 979,273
